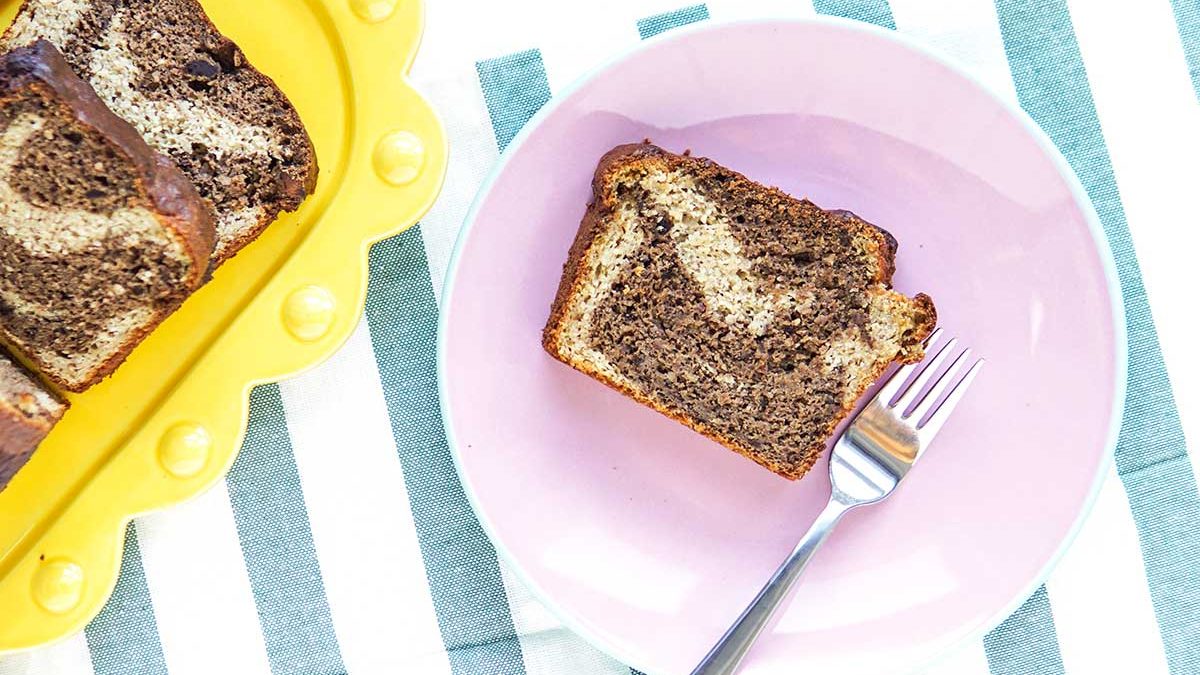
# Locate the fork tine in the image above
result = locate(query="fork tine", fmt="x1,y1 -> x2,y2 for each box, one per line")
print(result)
875,328 -> 943,406
893,337 -> 958,412
907,346 -> 973,422
917,357 -> 984,440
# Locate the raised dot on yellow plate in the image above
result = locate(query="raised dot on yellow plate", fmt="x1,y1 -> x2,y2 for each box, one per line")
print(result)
283,285 -> 337,342
373,130 -> 425,186
351,0 -> 398,22
158,423 -> 212,478
32,559 -> 85,614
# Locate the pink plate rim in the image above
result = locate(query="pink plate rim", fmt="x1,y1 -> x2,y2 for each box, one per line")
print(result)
437,15 -> 1127,674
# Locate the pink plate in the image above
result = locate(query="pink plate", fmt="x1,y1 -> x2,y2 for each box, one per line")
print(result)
439,18 -> 1124,675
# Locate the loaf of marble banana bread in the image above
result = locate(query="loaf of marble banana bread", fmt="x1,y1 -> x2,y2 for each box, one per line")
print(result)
544,143 -> 936,480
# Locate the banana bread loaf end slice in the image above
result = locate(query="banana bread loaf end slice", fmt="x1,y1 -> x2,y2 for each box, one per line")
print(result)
4,0 -> 319,265
0,40 -> 214,391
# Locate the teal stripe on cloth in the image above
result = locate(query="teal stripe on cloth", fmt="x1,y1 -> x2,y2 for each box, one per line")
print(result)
637,4 -> 710,40
476,50 -> 552,153
982,586 -> 1066,675
227,385 -> 345,675
812,0 -> 896,30
364,229 -> 525,675
994,0 -> 1200,672
84,525 -> 167,675
1169,0 -> 1200,100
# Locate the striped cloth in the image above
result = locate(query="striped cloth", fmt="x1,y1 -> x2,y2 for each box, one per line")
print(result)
3,0 -> 1198,673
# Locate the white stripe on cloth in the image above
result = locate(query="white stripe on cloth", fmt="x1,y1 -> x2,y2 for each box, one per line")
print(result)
416,0 -> 641,80
415,0 -> 555,77
405,69 -> 500,303
706,0 -> 814,21
889,0 -> 1016,102
278,319 -> 452,675
499,562 -> 631,675
1047,469 -> 1171,675
0,634 -> 93,675
618,0 -> 715,23
135,484 -> 272,675
536,4 -> 640,92
1066,0 -> 1200,459
917,639 -> 992,675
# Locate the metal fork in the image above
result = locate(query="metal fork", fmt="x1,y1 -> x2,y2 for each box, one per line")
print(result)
691,328 -> 983,675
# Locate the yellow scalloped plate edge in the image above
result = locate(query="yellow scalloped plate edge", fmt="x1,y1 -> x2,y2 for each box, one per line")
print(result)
0,0 -> 445,651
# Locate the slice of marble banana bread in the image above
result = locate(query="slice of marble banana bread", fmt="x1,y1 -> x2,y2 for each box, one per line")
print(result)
0,350 -> 65,492
0,40 -> 214,392
544,143 -> 936,480
3,0 -> 319,266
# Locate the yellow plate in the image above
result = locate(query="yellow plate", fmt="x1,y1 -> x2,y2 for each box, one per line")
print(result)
0,0 -> 445,651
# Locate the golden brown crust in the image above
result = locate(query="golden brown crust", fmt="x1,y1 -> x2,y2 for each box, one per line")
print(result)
544,142 -> 936,480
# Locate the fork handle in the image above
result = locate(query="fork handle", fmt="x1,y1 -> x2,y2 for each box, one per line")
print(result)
690,497 -> 854,675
